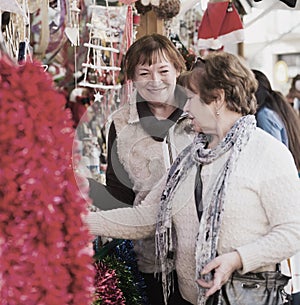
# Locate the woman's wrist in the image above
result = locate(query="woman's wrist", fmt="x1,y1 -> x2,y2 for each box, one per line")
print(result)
233,250 -> 243,270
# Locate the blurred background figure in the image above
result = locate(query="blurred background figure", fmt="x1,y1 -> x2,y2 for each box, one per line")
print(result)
253,69 -> 300,305
286,74 -> 300,116
253,69 -> 300,174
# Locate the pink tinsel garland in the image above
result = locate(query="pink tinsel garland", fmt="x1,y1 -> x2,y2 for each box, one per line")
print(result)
93,261 -> 125,304
0,56 -> 95,305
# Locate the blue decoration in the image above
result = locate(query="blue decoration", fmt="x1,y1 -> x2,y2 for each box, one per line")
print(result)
93,238 -> 150,305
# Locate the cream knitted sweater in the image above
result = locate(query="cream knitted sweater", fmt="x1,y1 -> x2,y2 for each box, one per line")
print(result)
86,128 -> 300,304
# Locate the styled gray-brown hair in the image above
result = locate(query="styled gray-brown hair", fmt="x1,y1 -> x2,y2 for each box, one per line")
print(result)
197,52 -> 258,115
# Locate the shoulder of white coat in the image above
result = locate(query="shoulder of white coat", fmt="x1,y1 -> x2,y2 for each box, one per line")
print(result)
247,128 -> 298,176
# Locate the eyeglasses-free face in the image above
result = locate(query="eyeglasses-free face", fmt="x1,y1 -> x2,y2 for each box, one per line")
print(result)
133,58 -> 179,105
183,90 -> 218,135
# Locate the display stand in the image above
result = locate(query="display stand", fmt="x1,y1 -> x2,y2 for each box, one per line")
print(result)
136,9 -> 164,38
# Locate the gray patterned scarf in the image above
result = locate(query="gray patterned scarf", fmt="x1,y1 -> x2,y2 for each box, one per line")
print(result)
155,115 -> 256,305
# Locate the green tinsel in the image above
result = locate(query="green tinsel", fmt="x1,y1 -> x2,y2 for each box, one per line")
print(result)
92,259 -> 125,305
92,239 -> 147,305
103,255 -> 143,305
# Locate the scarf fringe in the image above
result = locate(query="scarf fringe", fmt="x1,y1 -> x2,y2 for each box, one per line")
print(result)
155,226 -> 176,305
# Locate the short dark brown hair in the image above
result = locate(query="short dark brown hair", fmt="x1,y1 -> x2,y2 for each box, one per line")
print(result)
124,34 -> 186,80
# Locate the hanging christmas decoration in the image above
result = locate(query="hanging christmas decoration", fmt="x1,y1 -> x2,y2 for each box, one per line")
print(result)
152,0 -> 181,19
197,0 -> 244,50
63,0 -> 81,88
101,256 -> 141,305
111,240 -> 149,305
80,4 -> 126,91
30,0 -> 68,61
64,0 -> 80,46
133,7 -> 141,27
1,0 -> 31,62
134,0 -> 160,15
78,2 -> 129,122
0,55 -> 95,305
135,0 -> 152,14
94,91 -> 103,103
30,0 -> 51,58
93,239 -> 149,305
93,260 -> 126,305
0,0 -> 26,16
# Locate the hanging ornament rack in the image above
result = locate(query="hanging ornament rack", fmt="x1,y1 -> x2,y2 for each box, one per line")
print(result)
79,4 -> 123,92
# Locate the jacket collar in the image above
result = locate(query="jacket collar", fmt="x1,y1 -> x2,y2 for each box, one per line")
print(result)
128,90 -> 140,124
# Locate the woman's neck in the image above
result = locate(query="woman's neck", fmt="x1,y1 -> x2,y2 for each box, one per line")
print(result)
147,102 -> 177,120
208,112 -> 243,148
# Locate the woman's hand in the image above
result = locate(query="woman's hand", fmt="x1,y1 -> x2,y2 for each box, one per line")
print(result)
196,251 -> 242,297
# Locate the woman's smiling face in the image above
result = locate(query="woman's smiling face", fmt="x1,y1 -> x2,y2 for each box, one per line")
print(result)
133,55 -> 179,104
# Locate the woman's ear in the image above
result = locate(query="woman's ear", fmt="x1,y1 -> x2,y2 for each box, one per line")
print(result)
215,89 -> 225,108
214,89 -> 225,115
